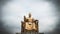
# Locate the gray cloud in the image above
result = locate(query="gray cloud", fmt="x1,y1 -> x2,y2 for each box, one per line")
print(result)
0,0 -> 60,34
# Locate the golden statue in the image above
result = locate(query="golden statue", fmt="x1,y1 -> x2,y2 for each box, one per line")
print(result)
21,13 -> 38,34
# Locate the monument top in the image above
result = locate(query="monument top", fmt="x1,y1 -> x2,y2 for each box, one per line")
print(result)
29,13 -> 32,18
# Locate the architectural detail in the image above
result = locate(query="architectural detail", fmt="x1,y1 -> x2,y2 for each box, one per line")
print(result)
21,13 -> 39,34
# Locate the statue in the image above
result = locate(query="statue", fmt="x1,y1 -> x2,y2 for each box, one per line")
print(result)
21,13 -> 39,34
16,13 -> 44,34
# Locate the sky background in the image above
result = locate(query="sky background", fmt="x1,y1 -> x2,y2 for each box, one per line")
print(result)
0,0 -> 60,34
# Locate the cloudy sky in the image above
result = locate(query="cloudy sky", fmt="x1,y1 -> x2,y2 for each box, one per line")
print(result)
1,0 -> 59,34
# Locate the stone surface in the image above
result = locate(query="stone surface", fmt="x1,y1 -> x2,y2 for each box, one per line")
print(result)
16,33 -> 44,34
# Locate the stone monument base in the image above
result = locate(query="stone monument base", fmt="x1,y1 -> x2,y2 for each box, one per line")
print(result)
16,33 -> 44,34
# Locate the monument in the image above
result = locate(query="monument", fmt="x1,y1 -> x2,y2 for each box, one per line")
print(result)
16,13 -> 44,34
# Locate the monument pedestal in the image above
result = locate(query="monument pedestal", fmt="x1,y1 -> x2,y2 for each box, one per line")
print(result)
16,33 -> 44,34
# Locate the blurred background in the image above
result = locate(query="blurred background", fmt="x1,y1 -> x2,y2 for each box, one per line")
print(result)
0,0 -> 60,34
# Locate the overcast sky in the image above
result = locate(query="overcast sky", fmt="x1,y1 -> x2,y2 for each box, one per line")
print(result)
1,0 -> 59,34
